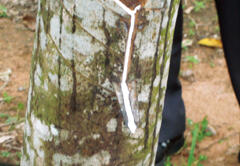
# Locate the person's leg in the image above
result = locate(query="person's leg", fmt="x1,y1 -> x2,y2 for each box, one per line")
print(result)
215,0 -> 240,105
155,3 -> 185,164
214,0 -> 240,162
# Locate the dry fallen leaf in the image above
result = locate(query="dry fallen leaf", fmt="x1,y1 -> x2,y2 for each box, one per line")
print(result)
182,39 -> 193,48
180,69 -> 195,82
0,68 -> 12,82
0,135 -> 14,144
198,38 -> 222,48
22,15 -> 36,32
0,68 -> 12,91
184,6 -> 194,14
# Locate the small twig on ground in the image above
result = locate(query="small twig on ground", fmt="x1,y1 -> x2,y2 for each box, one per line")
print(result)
0,69 -> 12,92
199,132 -> 239,152
2,144 -> 21,151
0,131 -> 14,136
0,102 -> 3,109
0,81 -> 9,92
0,119 -> 25,128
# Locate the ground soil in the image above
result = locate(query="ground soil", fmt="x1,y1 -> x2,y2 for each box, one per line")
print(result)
0,0 -> 239,165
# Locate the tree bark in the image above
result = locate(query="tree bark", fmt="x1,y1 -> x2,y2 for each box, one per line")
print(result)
21,0 -> 180,165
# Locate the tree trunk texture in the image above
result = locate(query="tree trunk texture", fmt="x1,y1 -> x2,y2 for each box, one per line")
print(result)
21,0 -> 180,165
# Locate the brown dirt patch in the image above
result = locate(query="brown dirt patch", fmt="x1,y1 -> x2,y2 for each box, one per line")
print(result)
0,18 -> 33,164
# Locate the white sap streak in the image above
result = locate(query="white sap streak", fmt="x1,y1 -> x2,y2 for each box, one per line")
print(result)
113,0 -> 141,133
122,6 -> 141,83
121,82 -> 136,133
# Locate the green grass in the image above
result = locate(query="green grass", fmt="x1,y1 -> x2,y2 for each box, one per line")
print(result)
209,61 -> 215,68
0,91 -> 24,164
189,20 -> 196,28
1,151 -> 11,158
165,157 -> 173,166
16,152 -> 22,160
5,116 -> 18,125
1,92 -> 25,130
0,5 -> 7,17
194,1 -> 206,12
185,56 -> 200,65
17,103 -> 24,111
188,29 -> 196,37
187,117 -> 211,166
165,117 -> 211,166
0,113 -> 9,118
196,117 -> 212,142
188,123 -> 199,166
2,92 -> 13,103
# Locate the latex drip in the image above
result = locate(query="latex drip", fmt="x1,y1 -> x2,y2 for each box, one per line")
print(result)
113,0 -> 141,133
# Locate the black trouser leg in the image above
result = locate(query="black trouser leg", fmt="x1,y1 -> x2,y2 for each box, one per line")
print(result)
215,0 -> 240,105
158,4 -> 186,142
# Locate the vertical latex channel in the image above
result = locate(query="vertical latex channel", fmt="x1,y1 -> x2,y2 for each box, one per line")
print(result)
113,0 -> 141,133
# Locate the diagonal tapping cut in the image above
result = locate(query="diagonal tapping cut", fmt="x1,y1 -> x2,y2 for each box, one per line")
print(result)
113,0 -> 141,133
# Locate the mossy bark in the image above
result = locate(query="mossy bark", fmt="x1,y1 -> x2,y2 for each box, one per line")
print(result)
21,0 -> 180,165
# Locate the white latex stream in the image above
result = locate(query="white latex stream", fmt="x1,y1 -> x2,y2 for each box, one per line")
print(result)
113,0 -> 141,133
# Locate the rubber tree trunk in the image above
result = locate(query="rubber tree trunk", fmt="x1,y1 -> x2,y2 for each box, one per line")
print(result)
21,0 -> 180,165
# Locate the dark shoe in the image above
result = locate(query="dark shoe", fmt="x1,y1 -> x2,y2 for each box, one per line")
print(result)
155,134 -> 185,166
